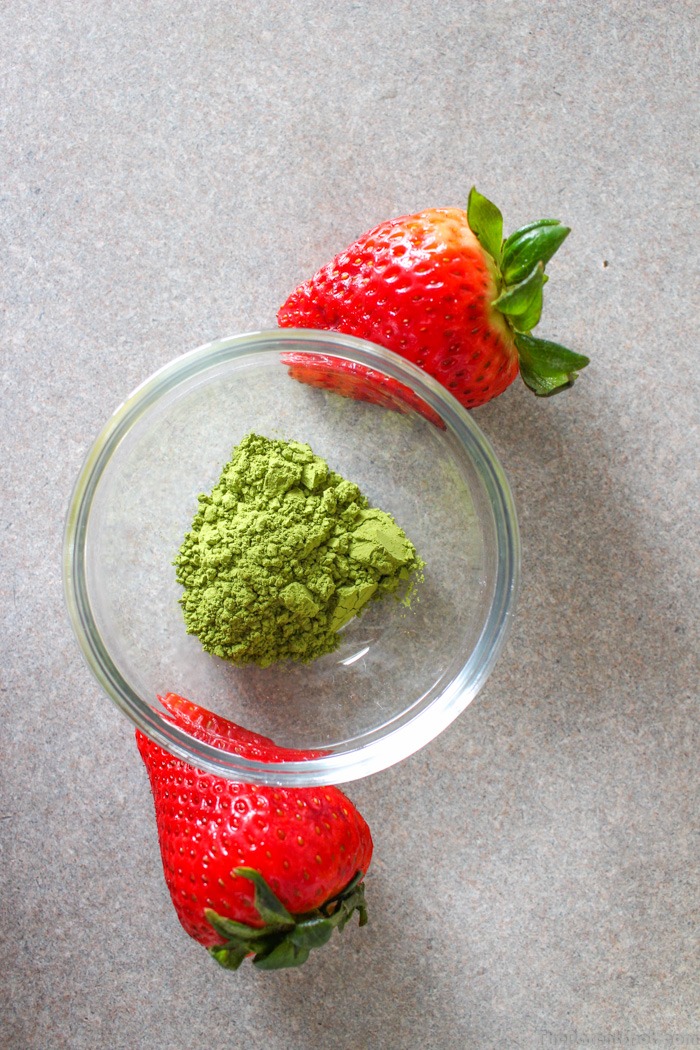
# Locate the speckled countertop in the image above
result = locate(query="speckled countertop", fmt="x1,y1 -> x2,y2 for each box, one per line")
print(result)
2,3 -> 698,1048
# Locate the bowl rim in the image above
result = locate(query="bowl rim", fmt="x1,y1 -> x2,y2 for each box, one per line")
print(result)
63,329 -> 520,786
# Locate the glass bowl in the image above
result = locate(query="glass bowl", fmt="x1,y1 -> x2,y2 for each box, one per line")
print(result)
63,330 -> 519,786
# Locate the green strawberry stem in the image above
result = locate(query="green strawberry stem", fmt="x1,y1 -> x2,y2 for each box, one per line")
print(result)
205,868 -> 368,971
467,187 -> 589,396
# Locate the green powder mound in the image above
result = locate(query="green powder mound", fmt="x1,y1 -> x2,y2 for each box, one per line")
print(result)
174,433 -> 423,667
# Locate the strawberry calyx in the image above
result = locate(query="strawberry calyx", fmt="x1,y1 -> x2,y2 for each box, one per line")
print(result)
206,868 -> 368,971
467,187 -> 590,396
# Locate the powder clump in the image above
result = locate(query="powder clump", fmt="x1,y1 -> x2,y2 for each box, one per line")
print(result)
175,433 -> 423,667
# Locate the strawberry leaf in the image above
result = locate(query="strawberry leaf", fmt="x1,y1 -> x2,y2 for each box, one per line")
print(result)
515,332 -> 590,396
253,940 -> 311,970
467,187 -> 504,264
501,221 -> 570,284
335,886 -> 368,930
204,909 -> 271,941
234,866 -> 295,928
506,218 -> 560,236
208,943 -> 251,971
492,263 -> 544,319
205,870 -> 368,972
509,283 -> 543,334
289,916 -> 335,950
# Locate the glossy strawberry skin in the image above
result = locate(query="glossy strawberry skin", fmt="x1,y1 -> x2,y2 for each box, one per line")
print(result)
136,696 -> 373,949
154,690 -> 326,763
278,207 -> 519,409
280,352 -> 446,427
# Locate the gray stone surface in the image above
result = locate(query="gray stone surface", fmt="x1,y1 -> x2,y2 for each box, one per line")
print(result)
1,1 -> 698,1047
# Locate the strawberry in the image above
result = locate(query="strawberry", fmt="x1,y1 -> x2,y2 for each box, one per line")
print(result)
155,690 -> 327,762
280,351 -> 445,427
136,693 -> 373,970
278,187 -> 589,410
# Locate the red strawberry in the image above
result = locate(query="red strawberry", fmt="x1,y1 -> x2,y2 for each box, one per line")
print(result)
280,351 -> 445,427
278,187 -> 589,410
136,693 -> 373,970
156,690 -> 326,762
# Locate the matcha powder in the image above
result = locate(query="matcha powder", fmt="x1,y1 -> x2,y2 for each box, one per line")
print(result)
175,433 -> 423,667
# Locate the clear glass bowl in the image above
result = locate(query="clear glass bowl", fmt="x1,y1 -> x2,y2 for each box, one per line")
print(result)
63,330 -> 519,786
